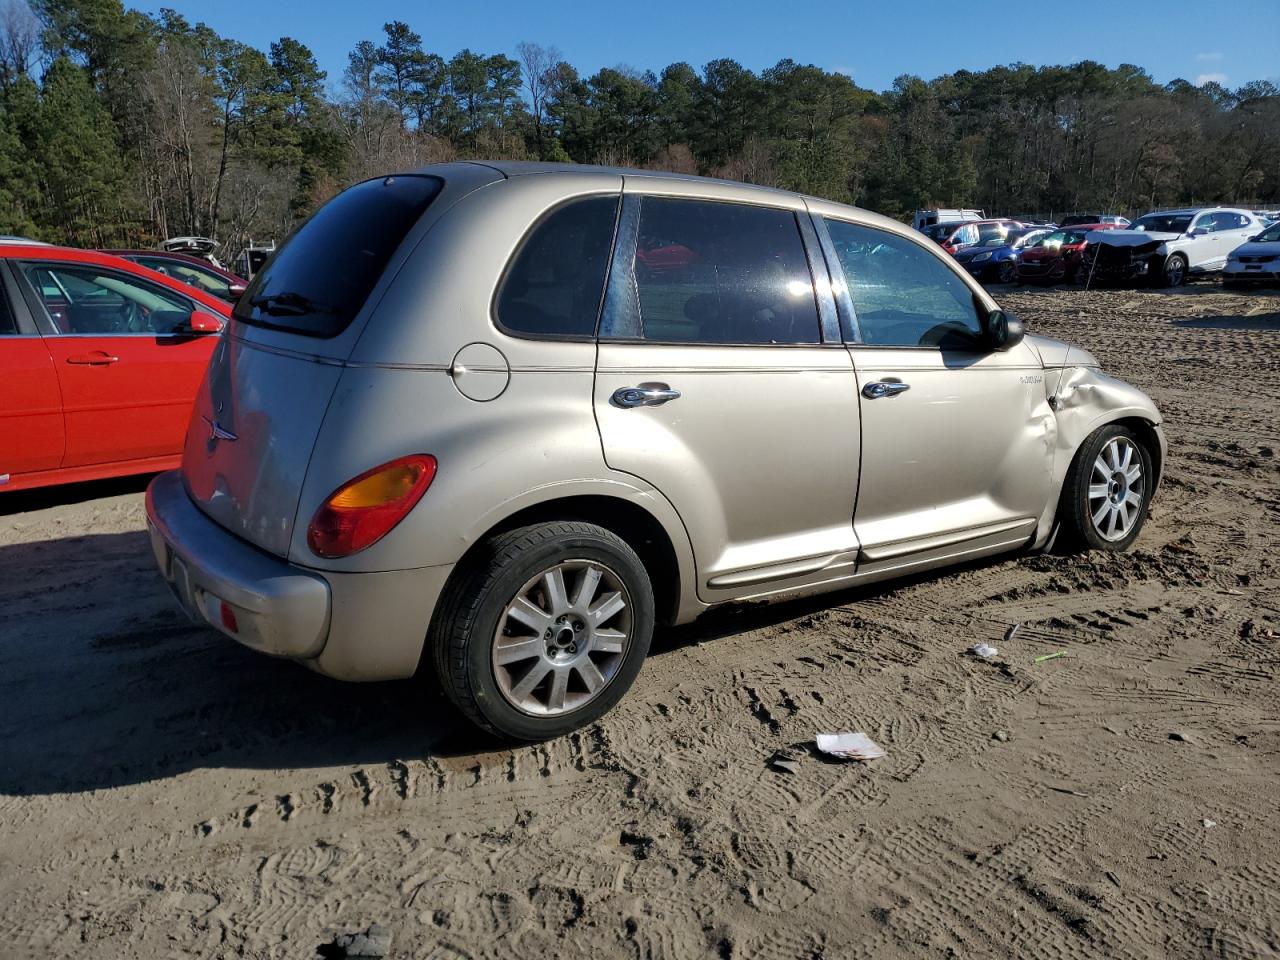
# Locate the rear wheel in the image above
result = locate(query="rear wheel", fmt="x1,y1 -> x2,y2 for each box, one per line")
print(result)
432,521 -> 654,740
1056,424 -> 1153,552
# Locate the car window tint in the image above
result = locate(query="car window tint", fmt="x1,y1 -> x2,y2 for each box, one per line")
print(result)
236,174 -> 442,338
138,257 -> 232,299
0,284 -> 16,334
21,263 -> 193,335
632,198 -> 820,344
496,195 -> 619,338
824,219 -> 984,348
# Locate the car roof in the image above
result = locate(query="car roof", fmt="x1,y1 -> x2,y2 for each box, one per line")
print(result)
0,243 -> 232,314
410,160 -> 916,241
1143,207 -> 1250,216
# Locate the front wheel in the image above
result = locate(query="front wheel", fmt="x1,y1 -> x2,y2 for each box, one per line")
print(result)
996,260 -> 1016,284
432,521 -> 654,740
1158,253 -> 1187,287
1056,424 -> 1154,552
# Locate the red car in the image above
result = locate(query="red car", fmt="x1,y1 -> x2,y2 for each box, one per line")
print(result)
0,245 -> 230,493
102,249 -> 247,303
1016,223 -> 1121,283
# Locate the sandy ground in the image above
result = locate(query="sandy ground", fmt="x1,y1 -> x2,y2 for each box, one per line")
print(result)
1,284 -> 1278,959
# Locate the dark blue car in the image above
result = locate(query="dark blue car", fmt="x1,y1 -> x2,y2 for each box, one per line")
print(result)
953,228 -> 1050,283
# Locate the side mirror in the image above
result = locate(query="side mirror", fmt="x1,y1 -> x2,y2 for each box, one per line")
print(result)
986,308 -> 1024,351
1186,229 -> 1202,238
188,309 -> 225,334
229,282 -> 246,299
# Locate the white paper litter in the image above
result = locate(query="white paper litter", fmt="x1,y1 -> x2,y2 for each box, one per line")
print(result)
971,643 -> 999,659
815,731 -> 886,762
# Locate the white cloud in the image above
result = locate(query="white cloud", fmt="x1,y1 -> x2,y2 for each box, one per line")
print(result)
1195,52 -> 1223,62
1196,72 -> 1228,86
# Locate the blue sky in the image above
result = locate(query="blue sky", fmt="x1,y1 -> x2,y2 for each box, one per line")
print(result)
134,0 -> 1279,95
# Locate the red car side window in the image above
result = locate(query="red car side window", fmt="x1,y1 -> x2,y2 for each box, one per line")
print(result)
21,263 -> 193,336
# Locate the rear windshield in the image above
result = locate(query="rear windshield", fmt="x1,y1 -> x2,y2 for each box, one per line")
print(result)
234,175 -> 442,337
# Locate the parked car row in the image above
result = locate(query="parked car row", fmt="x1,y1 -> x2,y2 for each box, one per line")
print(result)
0,244 -> 231,493
918,205 -> 1278,289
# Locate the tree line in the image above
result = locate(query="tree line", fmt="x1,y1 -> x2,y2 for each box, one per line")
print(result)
1,0 -> 1277,259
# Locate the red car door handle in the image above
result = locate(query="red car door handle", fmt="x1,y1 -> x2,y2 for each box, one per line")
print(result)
66,351 -> 120,365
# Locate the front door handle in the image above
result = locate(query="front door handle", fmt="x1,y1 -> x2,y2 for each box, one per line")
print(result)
862,380 -> 910,399
612,382 -> 681,408
66,351 -> 120,365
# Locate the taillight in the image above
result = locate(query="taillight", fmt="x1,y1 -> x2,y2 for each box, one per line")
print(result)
307,454 -> 437,558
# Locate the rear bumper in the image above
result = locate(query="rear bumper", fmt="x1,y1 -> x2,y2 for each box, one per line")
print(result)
146,470 -> 451,681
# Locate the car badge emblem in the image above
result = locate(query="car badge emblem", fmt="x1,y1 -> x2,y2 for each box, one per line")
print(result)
202,415 -> 238,442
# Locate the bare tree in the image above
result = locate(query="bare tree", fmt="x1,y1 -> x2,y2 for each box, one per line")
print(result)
0,0 -> 40,86
516,41 -> 560,158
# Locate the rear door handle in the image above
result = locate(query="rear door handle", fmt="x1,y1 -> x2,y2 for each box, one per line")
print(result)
66,351 -> 119,365
862,380 -> 910,399
612,382 -> 681,408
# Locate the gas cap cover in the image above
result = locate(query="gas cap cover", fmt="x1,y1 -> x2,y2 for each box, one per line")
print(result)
449,342 -> 510,402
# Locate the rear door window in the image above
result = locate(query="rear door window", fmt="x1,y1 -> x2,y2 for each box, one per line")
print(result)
496,196 -> 619,338
234,175 -> 442,338
630,197 -> 820,344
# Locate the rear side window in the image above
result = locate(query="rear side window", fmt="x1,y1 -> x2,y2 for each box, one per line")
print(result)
235,175 -> 442,338
631,198 -> 820,344
496,195 -> 619,338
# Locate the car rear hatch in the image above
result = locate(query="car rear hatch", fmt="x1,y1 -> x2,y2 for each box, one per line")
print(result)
180,164 -> 502,558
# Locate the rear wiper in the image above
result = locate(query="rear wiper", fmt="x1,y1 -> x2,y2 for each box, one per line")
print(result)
246,291 -> 335,316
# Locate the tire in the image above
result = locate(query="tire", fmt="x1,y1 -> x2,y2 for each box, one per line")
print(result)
1056,424 -> 1154,553
1158,253 -> 1187,288
431,521 -> 655,740
996,260 -> 1016,284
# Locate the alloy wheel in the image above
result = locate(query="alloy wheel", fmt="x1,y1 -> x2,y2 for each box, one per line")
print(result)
1087,437 -> 1145,542
1164,256 -> 1186,286
491,559 -> 632,716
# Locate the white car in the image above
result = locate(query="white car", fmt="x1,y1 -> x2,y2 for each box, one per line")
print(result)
1082,207 -> 1262,286
1223,220 -> 1280,288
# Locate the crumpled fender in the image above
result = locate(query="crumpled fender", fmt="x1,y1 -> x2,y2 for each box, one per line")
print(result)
1032,357 -> 1166,546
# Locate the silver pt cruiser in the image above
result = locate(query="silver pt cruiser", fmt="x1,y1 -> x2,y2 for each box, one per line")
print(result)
147,162 -> 1166,740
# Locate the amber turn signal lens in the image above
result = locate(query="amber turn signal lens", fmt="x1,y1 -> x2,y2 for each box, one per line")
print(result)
307,454 -> 437,558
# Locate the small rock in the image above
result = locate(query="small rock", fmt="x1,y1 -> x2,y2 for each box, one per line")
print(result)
992,730 -> 1010,743
323,924 -> 391,958
1202,819 -> 1216,829
769,749 -> 802,774
1168,731 -> 1192,743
